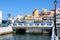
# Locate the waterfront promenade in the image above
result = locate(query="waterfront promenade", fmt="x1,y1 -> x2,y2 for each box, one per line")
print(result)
57,28 -> 60,40
0,26 -> 13,35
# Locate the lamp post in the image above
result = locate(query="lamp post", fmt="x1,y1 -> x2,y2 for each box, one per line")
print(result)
54,0 -> 57,36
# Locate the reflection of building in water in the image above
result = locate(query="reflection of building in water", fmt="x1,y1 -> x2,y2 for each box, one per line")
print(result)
0,11 -> 2,27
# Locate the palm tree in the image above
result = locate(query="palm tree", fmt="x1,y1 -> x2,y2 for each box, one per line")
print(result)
7,13 -> 11,18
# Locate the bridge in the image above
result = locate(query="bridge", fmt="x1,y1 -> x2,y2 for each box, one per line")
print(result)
9,22 -> 59,40
10,22 -> 53,34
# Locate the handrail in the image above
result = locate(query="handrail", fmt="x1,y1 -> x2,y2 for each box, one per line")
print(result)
51,27 -> 58,40
11,23 -> 54,27
51,27 -> 55,40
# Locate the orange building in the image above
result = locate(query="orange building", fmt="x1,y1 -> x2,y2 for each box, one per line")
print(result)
51,8 -> 60,14
24,8 -> 60,22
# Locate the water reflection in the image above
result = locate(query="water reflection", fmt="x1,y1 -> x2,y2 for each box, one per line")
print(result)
0,34 -> 51,40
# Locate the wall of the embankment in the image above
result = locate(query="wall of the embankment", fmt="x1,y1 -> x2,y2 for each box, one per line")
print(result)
0,26 -> 13,35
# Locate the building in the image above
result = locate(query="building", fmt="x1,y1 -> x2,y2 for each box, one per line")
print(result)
24,9 -> 42,22
42,8 -> 60,22
9,8 -> 60,23
0,11 -> 2,26
33,9 -> 39,17
56,8 -> 60,22
51,8 -> 60,22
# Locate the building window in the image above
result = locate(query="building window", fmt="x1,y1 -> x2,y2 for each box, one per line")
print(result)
56,24 -> 60,25
59,10 -> 60,12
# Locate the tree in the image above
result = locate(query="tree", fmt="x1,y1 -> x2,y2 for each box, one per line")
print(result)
7,13 -> 11,25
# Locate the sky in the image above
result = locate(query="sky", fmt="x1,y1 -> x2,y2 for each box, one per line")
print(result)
0,0 -> 60,20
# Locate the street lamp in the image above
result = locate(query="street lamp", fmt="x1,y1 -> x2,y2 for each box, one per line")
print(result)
54,0 -> 57,36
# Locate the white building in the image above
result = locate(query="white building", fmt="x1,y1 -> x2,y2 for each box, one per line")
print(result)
0,11 -> 2,26
56,14 -> 60,22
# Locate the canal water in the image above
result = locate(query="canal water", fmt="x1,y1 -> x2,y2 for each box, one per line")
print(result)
0,33 -> 51,40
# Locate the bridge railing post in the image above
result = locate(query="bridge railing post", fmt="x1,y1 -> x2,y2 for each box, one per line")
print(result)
11,24 -> 13,26
22,23 -> 24,26
17,23 -> 18,26
33,23 -> 35,26
51,26 -> 55,40
27,24 -> 29,27
39,24 -> 41,26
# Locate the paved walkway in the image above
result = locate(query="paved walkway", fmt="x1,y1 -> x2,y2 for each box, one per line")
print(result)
57,28 -> 60,40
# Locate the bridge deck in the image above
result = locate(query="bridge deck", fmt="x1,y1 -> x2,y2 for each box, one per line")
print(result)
12,25 -> 53,29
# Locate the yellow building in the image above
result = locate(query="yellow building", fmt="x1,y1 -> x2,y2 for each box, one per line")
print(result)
24,15 -> 30,19
24,9 -> 43,22
33,9 -> 39,17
